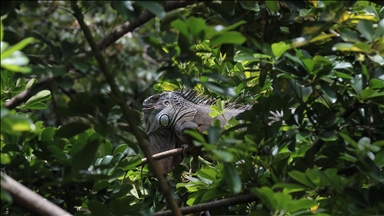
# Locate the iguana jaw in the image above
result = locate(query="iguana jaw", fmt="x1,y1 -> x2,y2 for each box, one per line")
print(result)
142,93 -> 162,112
142,106 -> 155,110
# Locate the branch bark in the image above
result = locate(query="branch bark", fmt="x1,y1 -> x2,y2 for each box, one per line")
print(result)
141,148 -> 184,165
4,75 -> 54,110
94,1 -> 196,51
154,194 -> 258,216
70,2 -> 182,216
1,172 -> 72,216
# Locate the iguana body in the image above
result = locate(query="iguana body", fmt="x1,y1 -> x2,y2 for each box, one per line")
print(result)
142,89 -> 250,173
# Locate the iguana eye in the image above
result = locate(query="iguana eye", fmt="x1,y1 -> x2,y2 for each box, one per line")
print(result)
159,114 -> 169,127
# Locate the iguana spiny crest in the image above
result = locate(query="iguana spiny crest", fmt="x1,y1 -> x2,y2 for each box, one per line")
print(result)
142,89 -> 250,173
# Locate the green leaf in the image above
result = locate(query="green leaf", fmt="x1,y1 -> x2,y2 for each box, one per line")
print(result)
212,149 -> 233,162
186,17 -> 206,39
287,199 -> 317,212
208,126 -> 221,144
1,51 -> 31,73
0,19 -> 3,41
344,187 -> 369,207
111,182 -> 133,198
272,183 -> 307,193
340,29 -> 362,43
273,192 -> 292,211
92,180 -> 110,192
361,88 -> 376,100
197,166 -> 217,182
252,187 -> 277,209
1,115 -> 35,132
369,78 -> 384,89
210,32 -> 246,46
372,140 -> 384,147
339,132 -> 358,149
119,155 -> 141,171
374,149 -> 384,167
1,37 -> 35,60
223,162 -> 241,194
1,189 -> 12,203
357,20 -> 374,42
272,41 -> 290,57
111,1 -> 140,22
265,1 -> 280,11
113,144 -> 128,155
135,1 -> 165,18
71,135 -> 101,174
201,189 -> 228,203
234,52 -> 272,62
47,145 -> 67,160
0,108 -> 9,118
336,41 -> 373,53
0,153 -> 11,164
352,74 -> 363,96
301,58 -> 314,72
172,19 -> 190,39
319,130 -> 338,141
222,20 -> 247,32
320,81 -> 337,103
25,90 -> 51,105
376,19 -> 384,37
21,102 -> 47,110
88,200 -> 111,216
288,170 -> 315,188
55,122 -> 91,138
108,168 -> 125,182
1,144 -> 22,153
25,78 -> 37,89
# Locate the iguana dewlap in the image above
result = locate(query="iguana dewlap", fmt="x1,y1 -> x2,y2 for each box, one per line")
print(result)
142,89 -> 250,173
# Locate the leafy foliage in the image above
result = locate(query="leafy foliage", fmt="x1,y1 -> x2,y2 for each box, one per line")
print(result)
1,1 -> 384,216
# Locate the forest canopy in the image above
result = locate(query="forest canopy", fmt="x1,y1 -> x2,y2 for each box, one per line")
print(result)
1,1 -> 384,216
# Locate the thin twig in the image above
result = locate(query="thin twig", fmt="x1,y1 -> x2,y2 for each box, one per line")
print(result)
1,172 -> 72,216
93,1 -> 195,51
70,2 -> 182,215
141,148 -> 184,165
154,194 -> 258,216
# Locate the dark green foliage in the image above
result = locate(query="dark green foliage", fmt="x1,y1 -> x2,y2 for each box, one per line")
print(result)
1,1 -> 384,215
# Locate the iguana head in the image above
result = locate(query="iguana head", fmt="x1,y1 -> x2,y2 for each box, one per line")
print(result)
143,92 -> 175,134
142,90 -> 198,134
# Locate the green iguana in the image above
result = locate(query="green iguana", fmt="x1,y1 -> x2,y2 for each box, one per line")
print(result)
142,89 -> 251,173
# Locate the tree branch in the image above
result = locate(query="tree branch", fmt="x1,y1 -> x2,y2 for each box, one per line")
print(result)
154,194 -> 258,216
70,2 -> 182,216
141,148 -> 184,165
4,75 -> 54,110
1,172 -> 72,216
93,1 -> 196,51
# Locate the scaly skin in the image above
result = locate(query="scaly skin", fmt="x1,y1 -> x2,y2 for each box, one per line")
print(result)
142,89 -> 250,173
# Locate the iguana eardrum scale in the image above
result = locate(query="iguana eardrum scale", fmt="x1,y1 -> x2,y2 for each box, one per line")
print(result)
142,89 -> 250,173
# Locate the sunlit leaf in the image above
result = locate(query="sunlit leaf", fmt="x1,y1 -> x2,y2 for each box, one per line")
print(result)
272,41 -> 290,57
1,37 -> 35,60
25,90 -> 51,105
